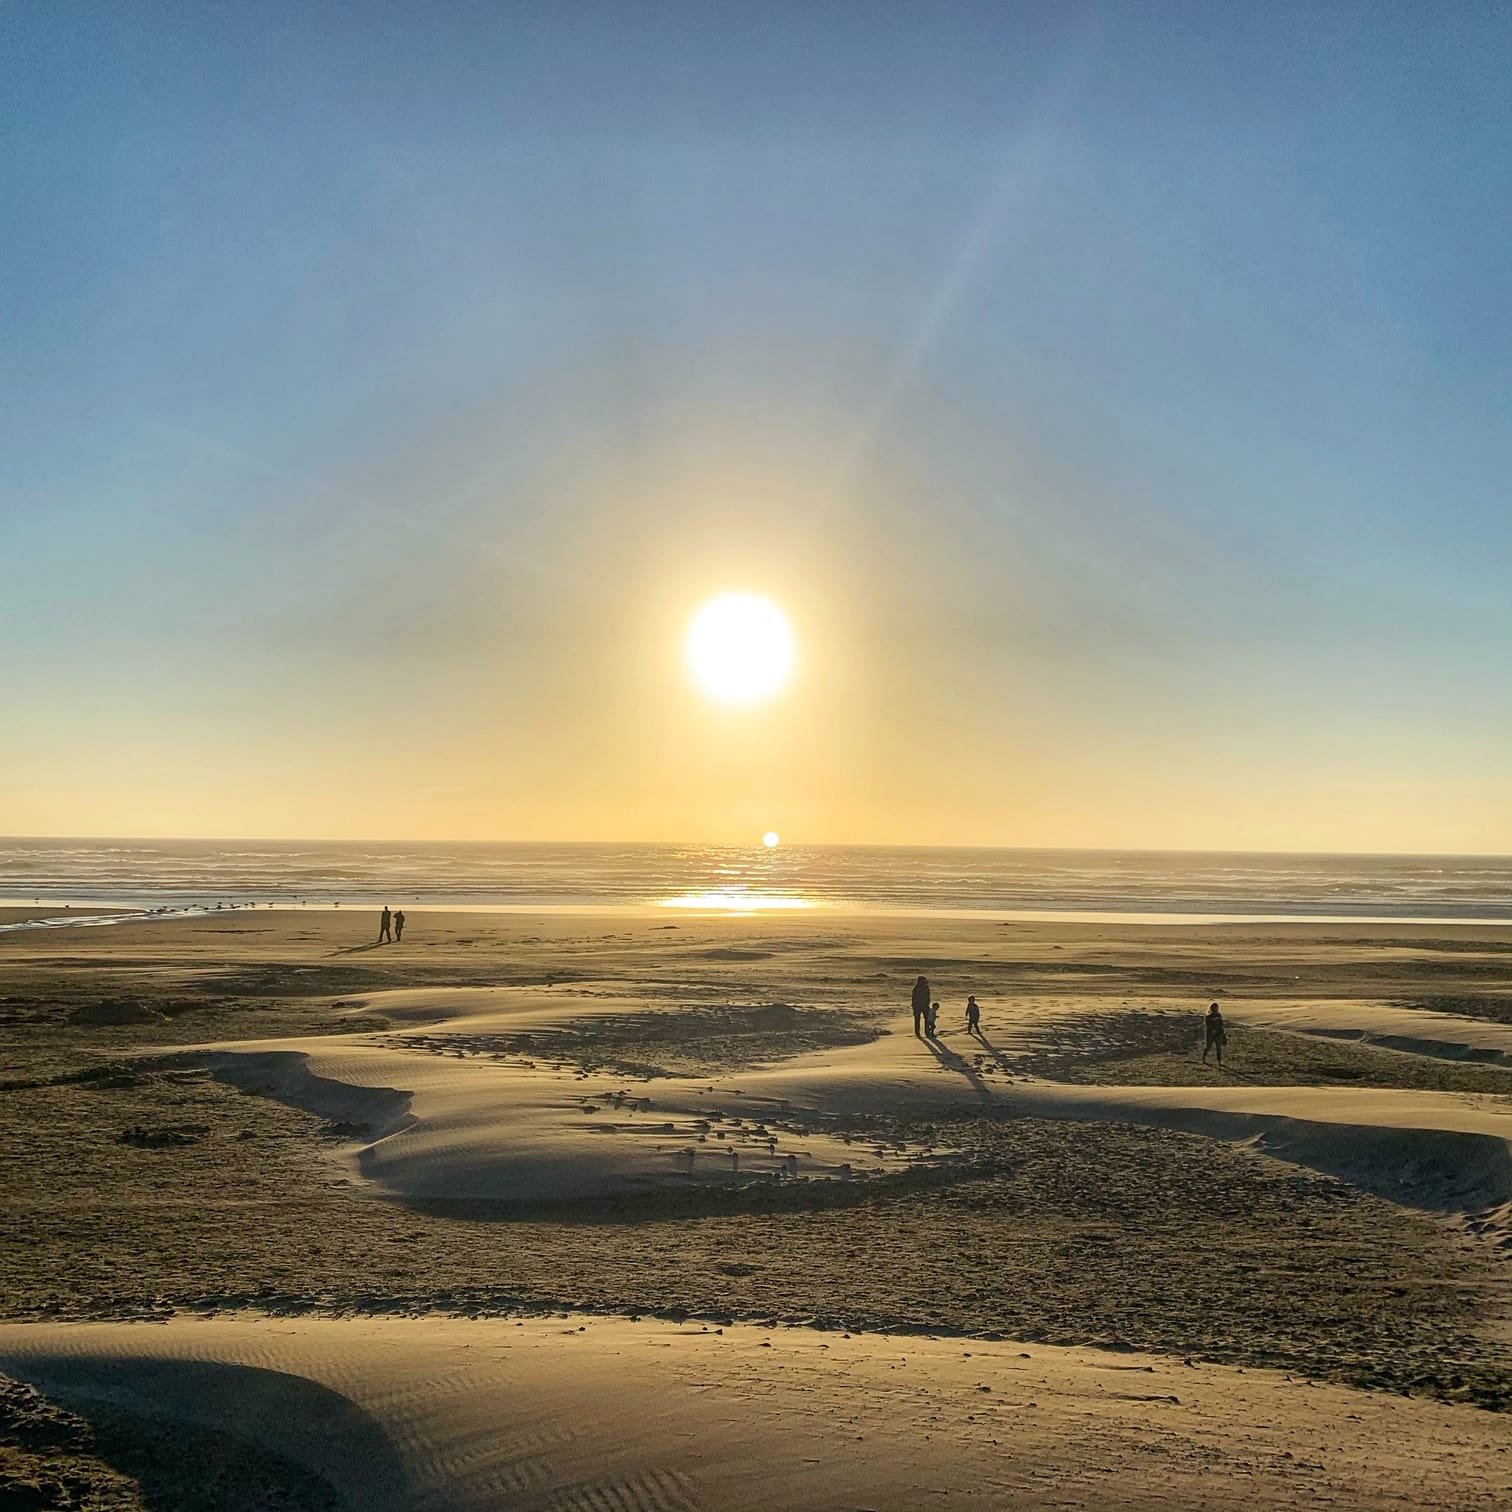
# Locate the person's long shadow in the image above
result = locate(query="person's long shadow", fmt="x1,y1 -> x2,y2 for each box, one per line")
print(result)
920,1030 -> 1000,1105
970,1030 -> 1022,1079
330,941 -> 387,956
1206,1059 -> 1255,1081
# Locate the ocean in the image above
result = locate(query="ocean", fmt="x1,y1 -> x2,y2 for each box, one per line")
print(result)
3,838 -> 1512,924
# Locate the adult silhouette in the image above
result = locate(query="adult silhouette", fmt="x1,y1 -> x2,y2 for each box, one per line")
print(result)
394,909 -> 406,943
1202,1001 -> 1227,1066
911,975 -> 931,1037
378,906 -> 393,944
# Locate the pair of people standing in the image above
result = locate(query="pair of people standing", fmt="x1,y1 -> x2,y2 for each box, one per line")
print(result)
378,906 -> 406,944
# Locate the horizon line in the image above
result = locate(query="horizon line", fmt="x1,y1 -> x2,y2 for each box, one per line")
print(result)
3,833 -> 1512,863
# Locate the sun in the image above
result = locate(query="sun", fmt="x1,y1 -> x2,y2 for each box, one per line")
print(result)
762,831 -> 780,848
686,594 -> 795,703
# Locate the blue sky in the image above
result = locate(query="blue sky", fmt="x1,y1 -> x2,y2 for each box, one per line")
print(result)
4,2 -> 1510,847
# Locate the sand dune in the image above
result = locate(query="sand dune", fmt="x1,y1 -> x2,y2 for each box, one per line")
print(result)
733,1029 -> 1512,1214
202,987 -> 1512,1221
209,1036 -> 908,1202
2,1313 -> 1508,1511
948,992 -> 1512,1067
1227,997 -> 1512,1063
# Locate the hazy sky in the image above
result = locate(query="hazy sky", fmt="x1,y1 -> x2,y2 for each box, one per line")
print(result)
4,2 -> 1510,850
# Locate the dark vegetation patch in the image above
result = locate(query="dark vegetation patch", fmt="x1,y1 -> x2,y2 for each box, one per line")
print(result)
1401,995 -> 1512,1027
1001,1011 -> 1512,1094
199,965 -> 410,998
68,1000 -> 167,1027
0,988 -> 394,1087
866,956 -> 1254,991
1340,939 -> 1512,955
0,1057 -> 199,1094
117,1124 -> 210,1149
329,1016 -> 392,1034
394,1002 -> 882,1077
202,961 -> 592,998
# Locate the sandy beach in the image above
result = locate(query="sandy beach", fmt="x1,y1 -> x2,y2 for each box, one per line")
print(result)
6,1313 -> 1512,1511
3,907 -> 1512,1508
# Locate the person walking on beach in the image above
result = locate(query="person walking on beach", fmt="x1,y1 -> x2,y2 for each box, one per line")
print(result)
911,976 -> 931,1037
926,1000 -> 941,1037
378,906 -> 392,944
393,909 -> 406,943
1202,1002 -> 1227,1066
965,995 -> 982,1035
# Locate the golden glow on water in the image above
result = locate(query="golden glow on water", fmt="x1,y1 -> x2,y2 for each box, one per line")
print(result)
658,891 -> 818,913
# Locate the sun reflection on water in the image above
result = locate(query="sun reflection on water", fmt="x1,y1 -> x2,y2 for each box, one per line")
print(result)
657,891 -> 819,913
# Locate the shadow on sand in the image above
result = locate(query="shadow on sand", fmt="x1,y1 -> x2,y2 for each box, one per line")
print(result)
919,1030 -> 999,1104
968,1030 -> 1022,1079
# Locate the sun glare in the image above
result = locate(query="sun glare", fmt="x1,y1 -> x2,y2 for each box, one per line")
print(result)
763,831 -> 780,848
686,594 -> 794,703
659,891 -> 815,913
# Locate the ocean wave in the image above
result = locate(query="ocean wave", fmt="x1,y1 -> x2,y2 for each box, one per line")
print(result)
3,840 -> 1512,920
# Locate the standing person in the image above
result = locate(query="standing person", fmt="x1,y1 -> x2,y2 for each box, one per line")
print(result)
965,995 -> 981,1035
393,909 -> 406,943
378,906 -> 392,944
1202,1002 -> 1227,1066
926,1000 -> 941,1037
911,976 -> 931,1037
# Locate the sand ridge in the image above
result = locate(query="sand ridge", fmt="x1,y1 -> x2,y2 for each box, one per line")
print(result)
199,983 -> 1512,1221
2,1313 -> 1508,1511
1225,996 -> 1512,1062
